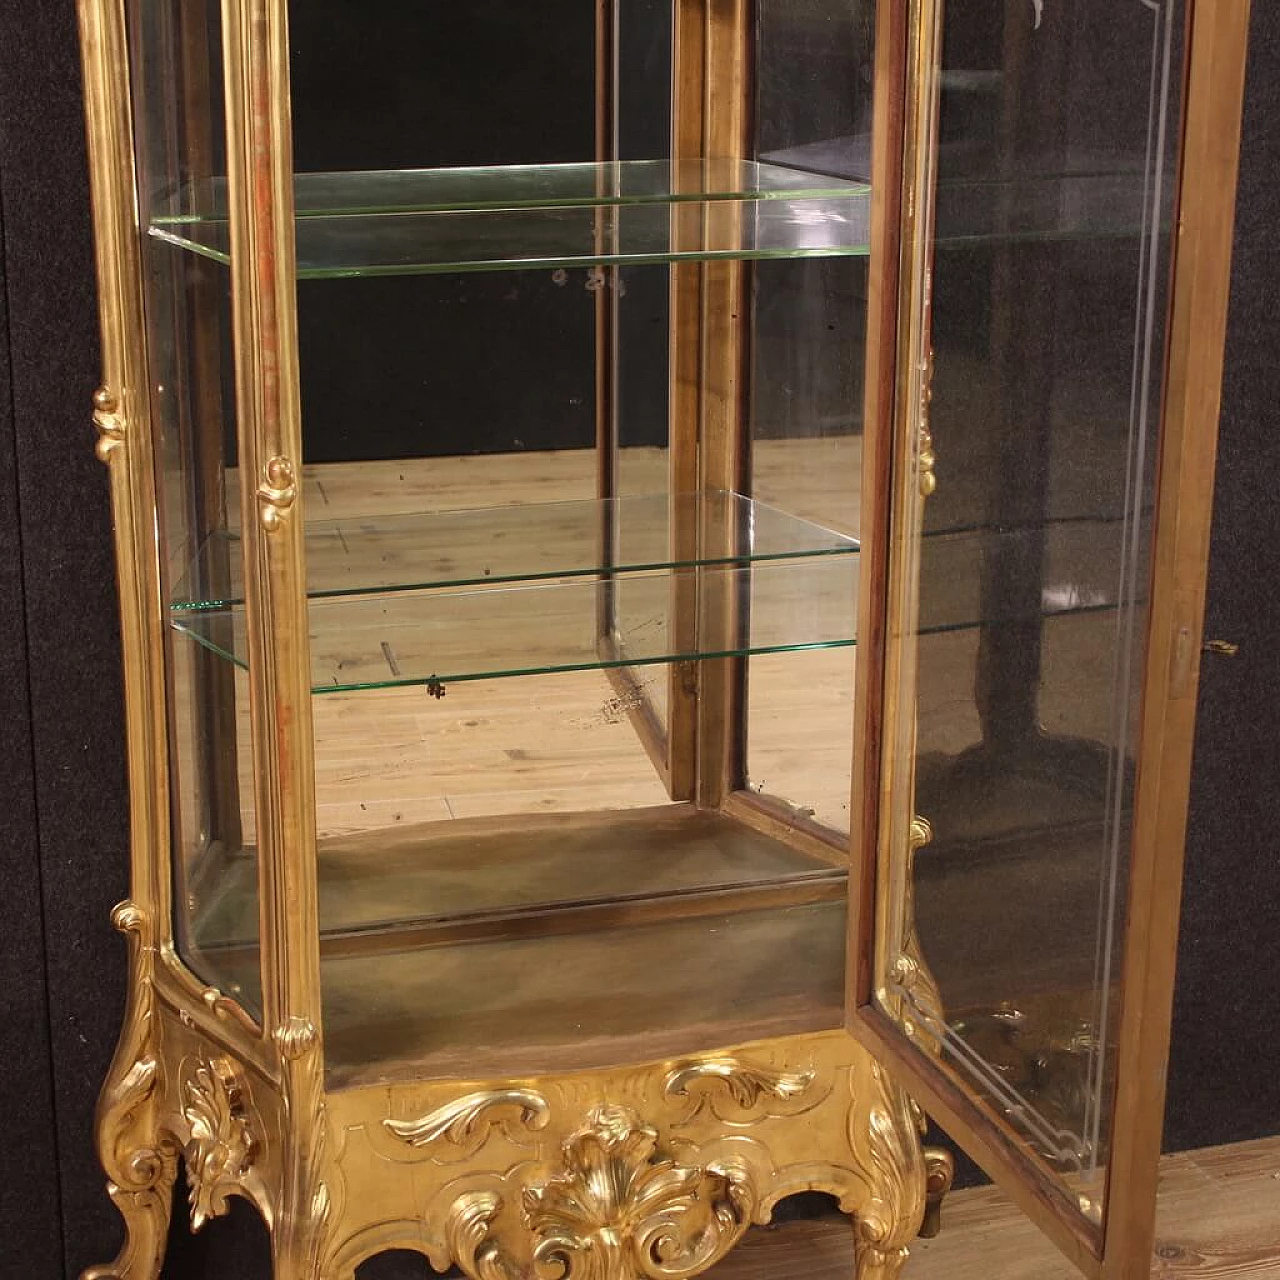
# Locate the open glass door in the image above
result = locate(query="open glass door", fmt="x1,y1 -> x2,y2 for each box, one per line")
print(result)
849,0 -> 1250,1273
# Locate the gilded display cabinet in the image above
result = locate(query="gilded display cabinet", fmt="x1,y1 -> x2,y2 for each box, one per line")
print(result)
77,0 -> 1249,1277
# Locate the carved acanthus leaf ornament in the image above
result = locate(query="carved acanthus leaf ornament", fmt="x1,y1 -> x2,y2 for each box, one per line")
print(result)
182,1056 -> 258,1231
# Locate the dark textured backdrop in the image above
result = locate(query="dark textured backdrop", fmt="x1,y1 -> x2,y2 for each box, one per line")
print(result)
0,2 -> 1275,1277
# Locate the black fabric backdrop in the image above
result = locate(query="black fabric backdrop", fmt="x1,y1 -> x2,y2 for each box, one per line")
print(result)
0,1 -> 1276,1276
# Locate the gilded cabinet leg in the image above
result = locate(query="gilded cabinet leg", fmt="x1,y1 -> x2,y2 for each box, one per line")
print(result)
854,1238 -> 911,1280
848,1056 -> 929,1280
270,1021 -> 334,1280
83,1157 -> 178,1280
83,905 -> 177,1280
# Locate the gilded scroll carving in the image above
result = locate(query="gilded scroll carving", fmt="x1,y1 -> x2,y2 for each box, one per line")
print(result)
83,903 -> 178,1280
441,1105 -> 757,1280
181,1055 -> 259,1231
386,1089 -> 551,1159
891,817 -> 946,1036
848,1059 -> 927,1279
523,1105 -> 754,1280
256,455 -> 298,531
663,1057 -> 819,1123
92,387 -> 126,463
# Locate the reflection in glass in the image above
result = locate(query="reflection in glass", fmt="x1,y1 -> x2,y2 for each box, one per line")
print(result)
880,0 -> 1186,1209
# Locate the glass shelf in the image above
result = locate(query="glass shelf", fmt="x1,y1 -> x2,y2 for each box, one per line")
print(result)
172,555 -> 860,692
149,160 -> 870,277
172,490 -> 859,610
158,159 -> 870,217
169,509 -> 1140,695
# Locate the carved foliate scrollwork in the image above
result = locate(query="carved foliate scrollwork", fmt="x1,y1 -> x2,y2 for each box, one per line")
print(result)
386,1089 -> 551,1160
848,1059 -> 928,1277
524,1105 -> 754,1280
447,1192 -> 519,1280
181,1056 -> 259,1231
83,903 -> 179,1280
443,1106 -> 756,1280
663,1057 -> 818,1123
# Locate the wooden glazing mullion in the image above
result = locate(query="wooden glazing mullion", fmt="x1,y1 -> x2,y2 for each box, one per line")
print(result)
694,0 -> 753,810
596,0 -> 678,792
664,0 -> 708,801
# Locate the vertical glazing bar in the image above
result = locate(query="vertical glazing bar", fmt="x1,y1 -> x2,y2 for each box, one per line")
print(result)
666,0 -> 706,801
219,0 -> 320,1048
694,0 -> 752,809
846,0 -> 908,1006
77,0 -> 172,951
221,4 -> 332,1269
1101,1 -> 1251,1273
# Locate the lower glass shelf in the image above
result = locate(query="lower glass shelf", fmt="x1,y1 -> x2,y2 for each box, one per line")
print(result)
170,510 -> 1140,695
173,554 -> 859,692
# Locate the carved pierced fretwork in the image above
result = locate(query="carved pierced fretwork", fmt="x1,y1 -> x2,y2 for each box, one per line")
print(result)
663,1057 -> 818,1123
386,1089 -> 551,1159
181,1056 -> 259,1231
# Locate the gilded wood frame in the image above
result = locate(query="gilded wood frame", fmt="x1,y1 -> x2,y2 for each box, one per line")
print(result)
76,0 -> 948,1277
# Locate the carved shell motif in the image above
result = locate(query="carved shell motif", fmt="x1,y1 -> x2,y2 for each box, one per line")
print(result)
521,1105 -> 755,1280
181,1055 -> 258,1231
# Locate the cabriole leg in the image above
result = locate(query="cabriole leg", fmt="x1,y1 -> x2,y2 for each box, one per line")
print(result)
854,1238 -> 911,1280
82,905 -> 175,1280
82,1156 -> 178,1280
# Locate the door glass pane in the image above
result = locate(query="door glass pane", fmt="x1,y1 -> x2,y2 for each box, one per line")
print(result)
879,0 -> 1186,1216
128,0 -> 260,1018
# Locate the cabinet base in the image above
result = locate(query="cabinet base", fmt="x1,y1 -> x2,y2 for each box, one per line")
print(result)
85,902 -> 951,1280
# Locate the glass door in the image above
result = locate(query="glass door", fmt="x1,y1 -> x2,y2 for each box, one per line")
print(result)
849,0 -> 1250,1272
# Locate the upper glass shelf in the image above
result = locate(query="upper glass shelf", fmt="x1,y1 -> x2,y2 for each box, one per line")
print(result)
158,159 -> 870,217
172,490 -> 858,611
149,159 -> 870,277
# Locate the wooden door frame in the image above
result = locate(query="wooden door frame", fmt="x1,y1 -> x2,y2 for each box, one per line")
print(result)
845,0 -> 1252,1276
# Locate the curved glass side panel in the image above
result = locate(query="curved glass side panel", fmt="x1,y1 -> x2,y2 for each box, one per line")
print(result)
127,0 -> 260,1018
878,0 -> 1186,1216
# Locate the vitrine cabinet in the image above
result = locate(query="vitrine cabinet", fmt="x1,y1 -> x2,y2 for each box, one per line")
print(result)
77,0 -> 1249,1277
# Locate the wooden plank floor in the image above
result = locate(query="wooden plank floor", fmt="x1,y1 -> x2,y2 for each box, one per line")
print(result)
707,1136 -> 1280,1279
